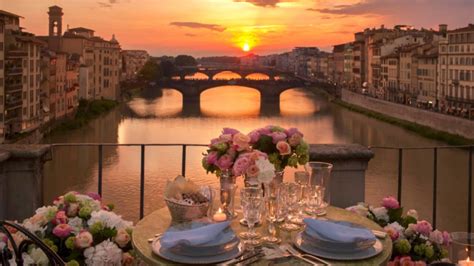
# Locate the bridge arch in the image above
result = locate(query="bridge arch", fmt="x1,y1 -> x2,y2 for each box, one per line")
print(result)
212,71 -> 242,80
245,73 -> 270,80
184,72 -> 209,80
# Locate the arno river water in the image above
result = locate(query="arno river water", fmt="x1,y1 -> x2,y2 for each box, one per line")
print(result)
43,72 -> 472,231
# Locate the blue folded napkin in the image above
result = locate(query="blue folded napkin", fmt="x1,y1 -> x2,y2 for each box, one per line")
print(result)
303,218 -> 375,244
160,221 -> 231,249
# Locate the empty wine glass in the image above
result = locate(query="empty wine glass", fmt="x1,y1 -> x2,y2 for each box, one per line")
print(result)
261,184 -> 281,244
305,162 -> 333,216
239,187 -> 263,245
290,171 -> 309,225
279,182 -> 301,231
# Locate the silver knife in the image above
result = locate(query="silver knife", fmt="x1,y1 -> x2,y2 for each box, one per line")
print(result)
236,253 -> 264,266
219,249 -> 260,266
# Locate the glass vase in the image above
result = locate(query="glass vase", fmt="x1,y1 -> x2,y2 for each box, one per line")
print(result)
219,170 -> 237,219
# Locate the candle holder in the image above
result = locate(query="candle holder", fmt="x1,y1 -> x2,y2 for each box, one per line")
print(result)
450,232 -> 474,265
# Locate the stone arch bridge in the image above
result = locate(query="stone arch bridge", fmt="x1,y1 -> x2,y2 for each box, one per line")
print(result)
176,67 -> 291,81
158,79 -> 307,115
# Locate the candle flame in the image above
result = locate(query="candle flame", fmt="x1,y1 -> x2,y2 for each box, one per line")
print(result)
218,208 -> 222,213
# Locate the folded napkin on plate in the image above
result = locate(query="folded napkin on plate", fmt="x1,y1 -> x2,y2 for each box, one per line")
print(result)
303,218 -> 375,243
160,221 -> 231,249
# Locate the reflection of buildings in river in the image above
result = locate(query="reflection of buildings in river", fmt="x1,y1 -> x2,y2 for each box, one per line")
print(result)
42,109 -> 121,204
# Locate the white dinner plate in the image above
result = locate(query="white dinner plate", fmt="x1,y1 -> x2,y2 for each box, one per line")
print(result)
294,232 -> 384,261
152,238 -> 244,264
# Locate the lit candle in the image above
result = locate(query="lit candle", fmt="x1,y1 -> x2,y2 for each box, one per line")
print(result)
213,208 -> 227,222
460,257 -> 474,266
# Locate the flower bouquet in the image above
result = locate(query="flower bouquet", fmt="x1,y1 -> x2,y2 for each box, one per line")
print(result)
202,128 -> 251,176
232,150 -> 276,185
347,196 -> 451,265
0,192 -> 134,265
248,126 -> 309,171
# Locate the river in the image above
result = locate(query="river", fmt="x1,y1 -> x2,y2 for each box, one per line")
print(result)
42,73 -> 472,232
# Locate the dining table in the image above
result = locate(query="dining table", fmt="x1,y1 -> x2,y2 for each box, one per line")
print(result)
132,204 -> 393,265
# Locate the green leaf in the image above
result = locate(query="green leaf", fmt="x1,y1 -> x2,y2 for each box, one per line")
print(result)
388,207 -> 403,223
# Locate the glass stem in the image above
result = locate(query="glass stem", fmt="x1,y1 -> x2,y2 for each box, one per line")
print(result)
268,220 -> 276,237
248,223 -> 254,236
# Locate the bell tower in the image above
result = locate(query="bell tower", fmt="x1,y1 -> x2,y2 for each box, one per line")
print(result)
48,6 -> 63,37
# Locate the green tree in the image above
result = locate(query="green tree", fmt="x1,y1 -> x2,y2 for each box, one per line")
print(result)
139,60 -> 162,82
174,55 -> 197,67
160,60 -> 176,78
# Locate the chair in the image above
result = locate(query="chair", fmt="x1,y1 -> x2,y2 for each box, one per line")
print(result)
0,220 -> 65,266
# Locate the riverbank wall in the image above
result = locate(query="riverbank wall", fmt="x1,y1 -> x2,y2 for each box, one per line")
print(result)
340,89 -> 474,141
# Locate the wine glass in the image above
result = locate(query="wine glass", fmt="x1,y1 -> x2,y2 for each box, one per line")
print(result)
239,187 -> 263,245
279,182 -> 301,231
305,162 -> 333,216
290,171 -> 309,225
261,185 -> 281,244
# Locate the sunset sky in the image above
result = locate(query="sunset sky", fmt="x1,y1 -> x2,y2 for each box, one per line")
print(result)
2,0 -> 473,56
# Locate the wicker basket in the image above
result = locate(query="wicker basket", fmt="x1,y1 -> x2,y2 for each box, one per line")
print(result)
165,198 -> 210,223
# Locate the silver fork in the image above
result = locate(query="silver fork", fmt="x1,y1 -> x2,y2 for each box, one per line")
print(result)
281,243 -> 331,265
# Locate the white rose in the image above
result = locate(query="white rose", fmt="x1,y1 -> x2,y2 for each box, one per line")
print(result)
29,247 -> 49,265
407,209 -> 418,220
115,228 -> 131,248
255,157 -> 275,184
347,204 -> 369,217
405,223 -> 417,237
371,207 -> 389,222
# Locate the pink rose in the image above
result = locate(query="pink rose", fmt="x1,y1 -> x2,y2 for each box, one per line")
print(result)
269,132 -> 287,144
219,134 -> 232,142
246,164 -> 260,178
415,220 -> 433,236
122,252 -> 134,266
206,151 -> 218,165
115,228 -> 131,248
53,211 -> 68,225
87,192 -> 101,201
232,133 -> 251,151
53,224 -> 72,238
222,128 -> 239,136
384,225 -> 400,241
210,138 -> 221,146
288,133 -> 303,147
276,141 -> 291,156
257,127 -> 272,135
215,154 -> 233,170
67,203 -> 80,217
74,231 -> 93,248
382,196 -> 400,209
233,156 -> 251,176
248,130 -> 261,144
442,231 -> 451,246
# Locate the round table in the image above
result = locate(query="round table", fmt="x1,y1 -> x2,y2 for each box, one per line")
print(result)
132,206 -> 392,265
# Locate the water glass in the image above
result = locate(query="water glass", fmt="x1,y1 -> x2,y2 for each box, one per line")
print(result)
261,184 -> 281,244
239,187 -> 263,245
279,182 -> 301,231
291,171 -> 309,225
305,162 -> 333,215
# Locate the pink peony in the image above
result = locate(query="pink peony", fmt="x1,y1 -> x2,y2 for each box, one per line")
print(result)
286,128 -> 303,137
276,141 -> 291,155
248,130 -> 261,144
75,231 -> 93,248
53,224 -> 72,238
232,133 -> 250,151
246,164 -> 260,178
429,229 -> 444,245
222,128 -> 239,136
206,151 -> 218,165
87,192 -> 101,201
233,156 -> 251,176
257,127 -> 272,135
288,133 -> 303,146
215,154 -> 233,170
210,138 -> 221,146
115,228 -> 131,248
384,225 -> 400,241
442,231 -> 451,246
219,134 -> 232,142
389,256 -> 427,266
382,196 -> 400,209
269,132 -> 287,144
53,211 -> 68,225
415,220 -> 433,236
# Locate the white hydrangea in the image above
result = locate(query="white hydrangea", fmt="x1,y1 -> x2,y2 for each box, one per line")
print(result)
29,247 -> 49,266
22,220 -> 47,237
84,240 -> 122,266
76,195 -> 102,211
387,222 -> 405,239
35,206 -> 58,220
68,217 -> 84,234
405,223 -> 417,237
88,210 -> 133,230
347,203 -> 369,217
256,157 -> 276,184
8,253 -> 35,266
371,207 -> 389,222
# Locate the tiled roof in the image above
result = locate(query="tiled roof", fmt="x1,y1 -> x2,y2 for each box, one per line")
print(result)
0,10 -> 23,19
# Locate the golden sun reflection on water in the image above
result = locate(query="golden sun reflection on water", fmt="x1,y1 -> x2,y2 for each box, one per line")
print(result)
200,86 -> 261,117
280,89 -> 319,116
127,89 -> 183,117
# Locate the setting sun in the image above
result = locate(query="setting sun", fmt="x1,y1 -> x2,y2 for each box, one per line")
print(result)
243,43 -> 250,52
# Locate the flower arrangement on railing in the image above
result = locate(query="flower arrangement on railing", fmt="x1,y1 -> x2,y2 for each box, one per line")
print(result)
347,196 -> 451,265
202,126 -> 310,176
249,126 -> 309,171
0,192 -> 134,265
